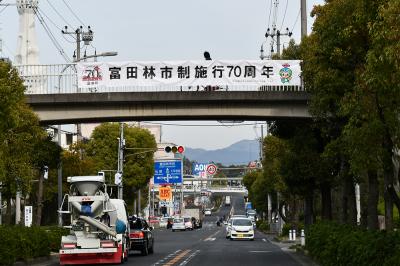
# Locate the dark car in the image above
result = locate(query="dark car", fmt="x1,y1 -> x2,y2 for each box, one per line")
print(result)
128,217 -> 154,256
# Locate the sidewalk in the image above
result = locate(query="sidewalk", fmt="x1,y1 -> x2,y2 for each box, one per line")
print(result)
258,231 -> 319,266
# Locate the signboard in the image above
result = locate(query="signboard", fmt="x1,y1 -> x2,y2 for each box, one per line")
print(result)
159,186 -> 172,201
154,160 -> 183,184
24,206 -> 32,227
159,200 -> 173,208
206,164 -> 218,176
192,163 -> 208,176
77,60 -> 302,89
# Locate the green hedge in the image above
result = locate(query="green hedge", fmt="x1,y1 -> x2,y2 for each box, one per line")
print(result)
306,222 -> 400,266
256,220 -> 270,232
0,225 -> 69,265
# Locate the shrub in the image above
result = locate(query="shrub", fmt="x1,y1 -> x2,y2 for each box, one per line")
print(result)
0,225 -> 67,265
256,220 -> 270,232
306,222 -> 400,266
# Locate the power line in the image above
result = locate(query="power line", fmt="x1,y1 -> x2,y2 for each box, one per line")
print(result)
37,6 -> 75,44
33,7 -> 71,62
0,4 -> 9,15
279,0 -> 288,31
62,0 -> 86,27
291,9 -> 301,32
45,0 -> 74,29
267,0 -> 273,28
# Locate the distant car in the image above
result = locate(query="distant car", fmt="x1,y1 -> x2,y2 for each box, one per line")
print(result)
148,216 -> 160,226
183,217 -> 193,230
129,217 -> 155,255
159,217 -> 169,228
228,217 -> 254,241
172,217 -> 186,231
204,209 -> 212,216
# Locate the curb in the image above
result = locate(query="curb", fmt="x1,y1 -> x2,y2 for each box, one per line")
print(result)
257,230 -> 319,266
14,253 -> 59,266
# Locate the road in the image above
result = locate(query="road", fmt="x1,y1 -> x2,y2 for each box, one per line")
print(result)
41,194 -> 311,266
121,194 -> 306,266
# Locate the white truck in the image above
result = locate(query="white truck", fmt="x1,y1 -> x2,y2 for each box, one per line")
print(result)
58,175 -> 130,265
182,206 -> 203,228
225,196 -> 231,206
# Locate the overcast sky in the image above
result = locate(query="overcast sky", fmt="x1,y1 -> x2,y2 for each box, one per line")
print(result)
1,0 -> 324,150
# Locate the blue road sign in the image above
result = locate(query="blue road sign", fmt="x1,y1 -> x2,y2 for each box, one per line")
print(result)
154,160 -> 182,184
192,163 -> 208,176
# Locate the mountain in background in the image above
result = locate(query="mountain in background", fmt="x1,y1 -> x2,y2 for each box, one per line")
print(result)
184,139 -> 260,166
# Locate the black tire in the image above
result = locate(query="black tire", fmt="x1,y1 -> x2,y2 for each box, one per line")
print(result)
172,229 -> 175,232
141,241 -> 149,256
148,241 -> 154,254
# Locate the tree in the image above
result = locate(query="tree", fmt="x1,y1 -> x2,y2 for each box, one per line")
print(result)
86,123 -> 156,209
31,134 -> 62,225
0,61 -> 44,224
301,0 -> 387,226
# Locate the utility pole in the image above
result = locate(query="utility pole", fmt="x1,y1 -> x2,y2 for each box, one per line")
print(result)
61,26 -> 93,141
117,123 -> 124,199
301,0 -> 307,37
265,27 -> 292,56
57,125 -> 63,226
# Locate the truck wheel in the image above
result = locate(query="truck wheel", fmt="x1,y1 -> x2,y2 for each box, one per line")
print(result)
141,241 -> 149,256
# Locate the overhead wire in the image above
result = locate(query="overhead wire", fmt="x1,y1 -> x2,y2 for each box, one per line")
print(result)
279,0 -> 288,31
62,0 -> 86,27
267,0 -> 273,28
45,0 -> 74,29
291,9 -> 301,32
37,6 -> 76,44
0,4 -> 9,15
33,7 -> 71,62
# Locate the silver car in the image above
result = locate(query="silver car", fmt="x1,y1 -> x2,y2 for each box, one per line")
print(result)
172,218 -> 186,231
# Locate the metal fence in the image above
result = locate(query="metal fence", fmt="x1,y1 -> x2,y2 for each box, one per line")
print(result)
15,64 -> 305,94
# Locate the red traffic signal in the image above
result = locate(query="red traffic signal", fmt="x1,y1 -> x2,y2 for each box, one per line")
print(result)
164,145 -> 184,154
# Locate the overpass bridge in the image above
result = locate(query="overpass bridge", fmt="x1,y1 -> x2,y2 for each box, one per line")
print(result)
15,62 -> 311,124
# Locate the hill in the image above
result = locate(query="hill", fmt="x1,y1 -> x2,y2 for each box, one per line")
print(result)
184,139 -> 260,166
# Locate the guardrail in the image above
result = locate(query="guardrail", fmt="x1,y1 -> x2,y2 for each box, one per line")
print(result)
15,64 -> 305,94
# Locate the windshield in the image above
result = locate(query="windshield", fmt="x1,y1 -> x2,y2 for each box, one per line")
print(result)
174,218 -> 183,223
232,219 -> 252,226
184,218 -> 190,222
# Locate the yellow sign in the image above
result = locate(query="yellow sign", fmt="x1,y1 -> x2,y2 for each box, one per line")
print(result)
159,186 -> 172,201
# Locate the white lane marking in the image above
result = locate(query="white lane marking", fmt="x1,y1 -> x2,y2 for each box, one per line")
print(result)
179,250 -> 200,266
203,230 -> 220,241
262,238 -> 266,242
249,251 -> 272,253
204,237 -> 216,241
152,249 -> 182,266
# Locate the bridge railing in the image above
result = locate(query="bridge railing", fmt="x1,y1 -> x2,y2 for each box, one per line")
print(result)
15,63 -> 305,94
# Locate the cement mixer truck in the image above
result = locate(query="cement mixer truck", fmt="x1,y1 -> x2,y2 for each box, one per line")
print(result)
58,175 -> 130,265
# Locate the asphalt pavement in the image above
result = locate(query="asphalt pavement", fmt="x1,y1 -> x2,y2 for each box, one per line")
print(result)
32,194 -> 317,266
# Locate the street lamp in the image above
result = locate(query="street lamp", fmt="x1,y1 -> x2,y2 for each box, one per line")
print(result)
55,51 -> 117,226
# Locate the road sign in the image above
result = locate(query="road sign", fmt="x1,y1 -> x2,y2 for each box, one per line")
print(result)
159,200 -> 173,207
154,160 -> 183,184
206,164 -> 218,175
192,163 -> 208,176
159,186 -> 172,201
25,206 -> 32,227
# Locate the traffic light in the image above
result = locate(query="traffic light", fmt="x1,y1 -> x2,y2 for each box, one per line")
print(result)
164,145 -> 185,154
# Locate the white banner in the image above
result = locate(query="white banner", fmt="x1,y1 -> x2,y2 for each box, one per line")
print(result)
77,60 -> 301,89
